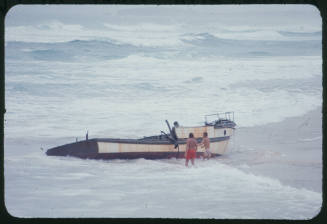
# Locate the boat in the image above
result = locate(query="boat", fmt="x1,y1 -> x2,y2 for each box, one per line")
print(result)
46,112 -> 236,160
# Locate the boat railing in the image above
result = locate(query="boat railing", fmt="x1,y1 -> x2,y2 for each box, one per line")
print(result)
204,111 -> 234,124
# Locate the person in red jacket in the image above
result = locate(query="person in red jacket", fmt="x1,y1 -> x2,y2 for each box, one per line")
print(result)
185,133 -> 198,167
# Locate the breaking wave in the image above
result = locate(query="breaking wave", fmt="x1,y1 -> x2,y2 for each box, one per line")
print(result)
6,30 -> 321,62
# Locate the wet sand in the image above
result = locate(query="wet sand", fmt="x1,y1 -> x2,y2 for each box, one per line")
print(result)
225,106 -> 322,193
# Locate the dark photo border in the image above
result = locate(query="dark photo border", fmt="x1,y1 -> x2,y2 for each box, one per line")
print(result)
0,0 -> 326,224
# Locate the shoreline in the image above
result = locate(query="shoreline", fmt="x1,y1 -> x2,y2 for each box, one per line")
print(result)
4,106 -> 323,194
226,106 -> 322,193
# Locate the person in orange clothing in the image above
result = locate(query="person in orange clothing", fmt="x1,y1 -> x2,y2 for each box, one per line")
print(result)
185,133 -> 198,167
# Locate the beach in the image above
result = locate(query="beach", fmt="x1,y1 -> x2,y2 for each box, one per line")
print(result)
225,106 -> 322,194
4,106 -> 322,219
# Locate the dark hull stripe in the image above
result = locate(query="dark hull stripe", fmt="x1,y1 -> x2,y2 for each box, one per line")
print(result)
49,151 -> 221,160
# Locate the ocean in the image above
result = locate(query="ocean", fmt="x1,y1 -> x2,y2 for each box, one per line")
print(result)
4,5 -> 322,219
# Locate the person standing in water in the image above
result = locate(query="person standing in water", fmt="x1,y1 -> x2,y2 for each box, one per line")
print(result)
185,133 -> 198,166
200,132 -> 211,160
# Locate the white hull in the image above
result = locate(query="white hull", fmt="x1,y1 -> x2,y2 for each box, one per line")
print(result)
97,137 -> 231,155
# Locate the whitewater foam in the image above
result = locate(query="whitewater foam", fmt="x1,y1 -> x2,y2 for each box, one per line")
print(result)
4,155 -> 322,218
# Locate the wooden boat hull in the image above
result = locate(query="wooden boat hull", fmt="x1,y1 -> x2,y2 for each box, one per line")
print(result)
46,114 -> 236,160
46,136 -> 231,160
